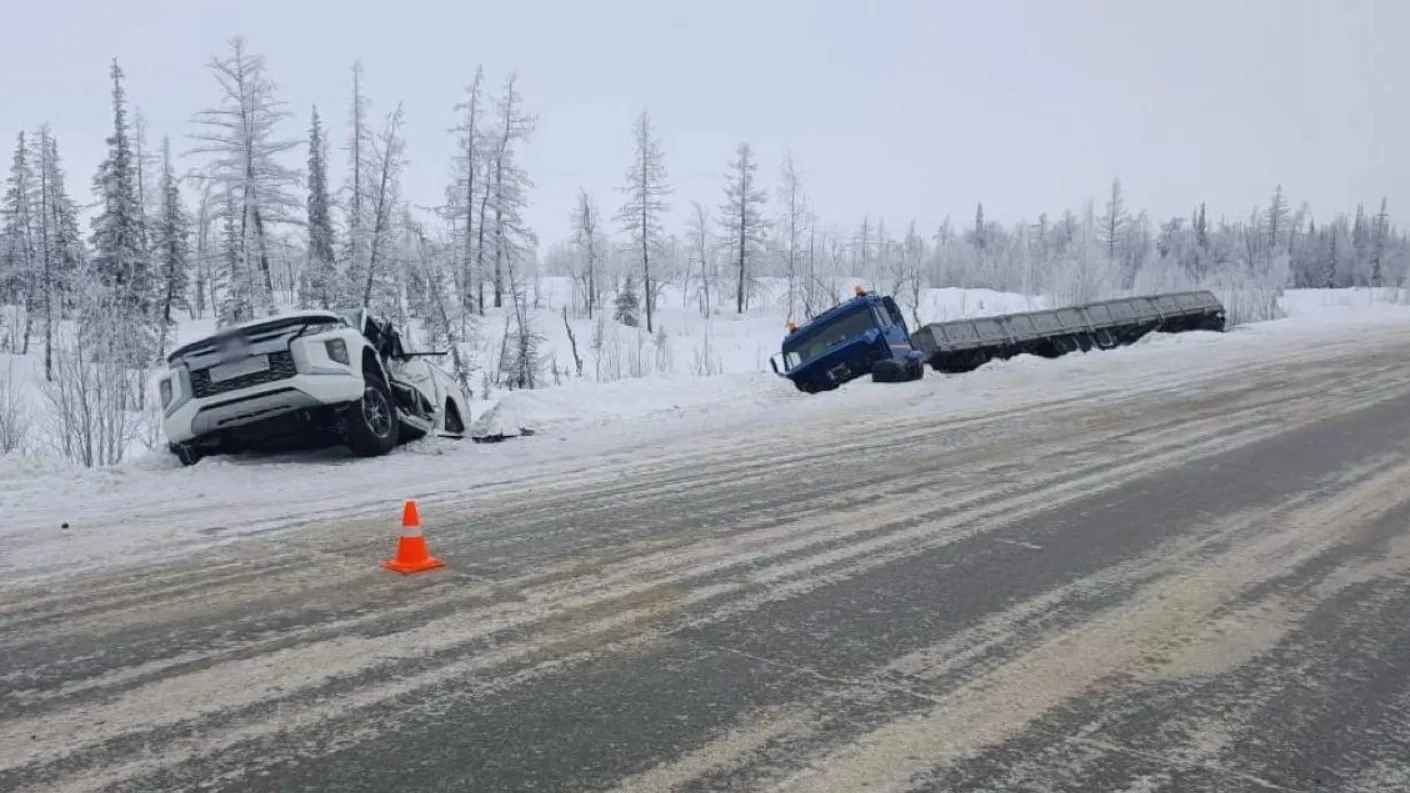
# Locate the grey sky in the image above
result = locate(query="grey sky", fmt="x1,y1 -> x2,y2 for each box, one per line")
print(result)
2,0 -> 1403,242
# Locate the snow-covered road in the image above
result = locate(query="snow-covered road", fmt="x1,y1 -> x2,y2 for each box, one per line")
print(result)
4,304 -> 1410,792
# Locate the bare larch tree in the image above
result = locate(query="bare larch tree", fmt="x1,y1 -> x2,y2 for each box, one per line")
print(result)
718,142 -> 768,314
615,110 -> 671,333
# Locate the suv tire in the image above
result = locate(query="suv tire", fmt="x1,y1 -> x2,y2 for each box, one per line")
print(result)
344,372 -> 400,457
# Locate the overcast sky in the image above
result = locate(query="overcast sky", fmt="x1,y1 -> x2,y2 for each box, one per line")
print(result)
1,0 -> 1403,241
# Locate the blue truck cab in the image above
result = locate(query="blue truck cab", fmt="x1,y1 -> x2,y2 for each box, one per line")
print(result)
769,287 -> 926,393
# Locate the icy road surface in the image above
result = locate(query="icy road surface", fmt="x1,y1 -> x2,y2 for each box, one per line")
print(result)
5,316 -> 1410,792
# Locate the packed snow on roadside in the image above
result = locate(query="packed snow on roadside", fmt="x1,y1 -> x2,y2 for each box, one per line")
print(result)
1,284 -> 1409,589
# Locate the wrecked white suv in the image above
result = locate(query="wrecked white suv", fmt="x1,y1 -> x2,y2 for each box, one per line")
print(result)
159,308 -> 470,466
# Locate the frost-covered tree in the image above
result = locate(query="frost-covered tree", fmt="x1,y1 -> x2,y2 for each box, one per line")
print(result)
1265,185 -> 1290,260
300,106 -> 338,309
571,188 -> 605,318
1371,197 -> 1390,288
800,207 -> 830,320
89,59 -> 155,361
485,72 -> 536,310
402,214 -> 474,392
343,59 -> 373,282
776,151 -> 808,320
356,103 -> 406,311
446,66 -> 486,317
187,36 -> 302,324
500,246 -> 544,390
614,272 -> 640,327
1,131 -> 36,352
190,178 -> 217,319
686,200 -> 715,317
719,142 -> 768,313
30,127 -> 84,378
855,215 -> 874,273
615,110 -> 670,333
1101,178 -> 1128,269
131,109 -> 158,256
897,219 -> 926,325
152,137 -> 191,360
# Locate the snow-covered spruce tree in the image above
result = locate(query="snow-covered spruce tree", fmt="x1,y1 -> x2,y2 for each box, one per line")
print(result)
214,189 -> 245,322
1,131 -> 36,354
89,59 -> 156,364
186,36 -> 302,325
30,127 -> 85,379
1370,197 -> 1389,290
152,137 -> 191,361
615,110 -> 670,333
299,106 -> 338,309
614,272 -> 640,327
718,142 -> 769,313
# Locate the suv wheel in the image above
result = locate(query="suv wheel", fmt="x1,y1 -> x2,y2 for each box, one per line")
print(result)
170,443 -> 203,467
344,372 -> 400,457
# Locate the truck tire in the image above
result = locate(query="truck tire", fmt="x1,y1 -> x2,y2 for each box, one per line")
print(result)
344,372 -> 400,457
872,359 -> 912,383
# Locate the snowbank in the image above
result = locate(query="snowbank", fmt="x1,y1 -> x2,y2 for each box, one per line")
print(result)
470,372 -> 778,440
2,286 -> 1410,590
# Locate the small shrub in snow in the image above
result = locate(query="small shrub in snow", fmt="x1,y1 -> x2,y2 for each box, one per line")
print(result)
625,325 -> 648,379
653,325 -> 673,375
691,322 -> 724,377
42,345 -> 142,468
0,358 -> 31,454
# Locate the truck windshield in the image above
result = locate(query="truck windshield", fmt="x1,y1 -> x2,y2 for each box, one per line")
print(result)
782,307 -> 877,364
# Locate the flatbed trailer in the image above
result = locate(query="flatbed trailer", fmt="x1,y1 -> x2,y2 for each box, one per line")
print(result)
771,288 -> 1228,392
910,290 -> 1227,373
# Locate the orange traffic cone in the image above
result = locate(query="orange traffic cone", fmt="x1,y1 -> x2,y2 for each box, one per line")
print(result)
380,499 -> 445,574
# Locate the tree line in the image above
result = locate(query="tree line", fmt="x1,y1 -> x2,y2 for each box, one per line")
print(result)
2,35 -> 1406,398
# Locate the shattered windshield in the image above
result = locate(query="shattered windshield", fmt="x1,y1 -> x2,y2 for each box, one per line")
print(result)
782,307 -> 877,364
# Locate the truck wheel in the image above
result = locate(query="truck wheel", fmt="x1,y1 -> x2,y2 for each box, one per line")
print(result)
871,359 -> 910,383
344,372 -> 400,457
907,359 -> 925,381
